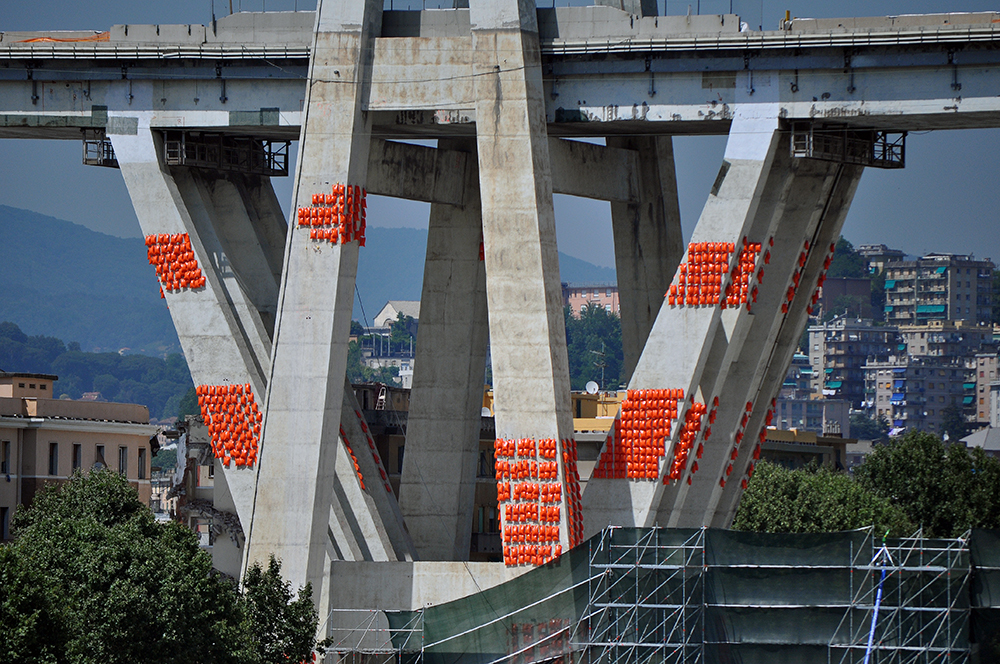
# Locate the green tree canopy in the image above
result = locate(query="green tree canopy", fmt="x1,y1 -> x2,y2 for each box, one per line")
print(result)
854,430 -> 1000,537
850,412 -> 889,441
0,470 -> 327,664
565,303 -> 623,391
826,236 -> 867,279
733,461 -> 914,536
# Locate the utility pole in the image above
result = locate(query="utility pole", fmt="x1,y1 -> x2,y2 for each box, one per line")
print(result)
589,342 -> 607,391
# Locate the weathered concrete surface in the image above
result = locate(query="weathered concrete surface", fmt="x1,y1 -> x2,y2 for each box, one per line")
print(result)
245,0 -> 383,610
710,165 -> 863,529
110,124 -> 267,529
607,135 -> 683,382
398,138 -> 490,561
471,0 -> 575,550
581,99 -> 783,534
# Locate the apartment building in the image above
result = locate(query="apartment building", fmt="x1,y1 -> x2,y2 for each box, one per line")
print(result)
857,244 -> 906,274
883,253 -> 994,325
562,283 -> 620,317
808,317 -> 896,408
865,356 -> 974,435
0,372 -> 156,540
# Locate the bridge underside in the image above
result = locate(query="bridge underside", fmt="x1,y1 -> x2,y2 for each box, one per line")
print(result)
2,0 -> 996,624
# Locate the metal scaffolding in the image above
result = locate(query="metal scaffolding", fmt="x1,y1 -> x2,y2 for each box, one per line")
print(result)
378,527 -> 975,664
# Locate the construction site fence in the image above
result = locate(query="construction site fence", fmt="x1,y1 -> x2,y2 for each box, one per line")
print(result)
370,527 -> 1000,664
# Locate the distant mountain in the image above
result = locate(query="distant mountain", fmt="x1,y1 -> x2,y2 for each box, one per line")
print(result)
0,205 -> 180,355
0,206 -> 618,351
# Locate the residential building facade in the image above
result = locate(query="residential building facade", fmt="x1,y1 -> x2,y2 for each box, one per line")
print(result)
857,243 -> 906,274
808,317 -> 896,408
562,283 -> 620,317
865,356 -> 975,435
883,253 -> 994,325
976,352 -> 999,425
0,372 -> 156,541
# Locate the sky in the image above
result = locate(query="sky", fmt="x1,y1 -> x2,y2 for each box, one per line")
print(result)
2,0 -> 999,269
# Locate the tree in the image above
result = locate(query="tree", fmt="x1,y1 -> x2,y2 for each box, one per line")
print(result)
1,470 -> 244,664
177,386 -> 200,421
240,557 -> 329,664
940,404 -> 969,441
870,269 -> 887,321
0,470 -> 329,664
854,430 -> 1000,537
826,236 -> 867,279
733,461 -> 914,536
564,304 -> 623,391
850,412 -> 889,441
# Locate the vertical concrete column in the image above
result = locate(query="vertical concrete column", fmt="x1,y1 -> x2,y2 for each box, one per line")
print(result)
246,0 -> 385,597
581,98 -> 783,533
110,126 -> 269,528
398,138 -> 490,561
470,0 -> 578,557
607,136 -> 684,383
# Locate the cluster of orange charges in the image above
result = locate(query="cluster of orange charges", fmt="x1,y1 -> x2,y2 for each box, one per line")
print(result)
146,234 -> 205,292
594,388 -> 683,480
197,383 -> 260,468
495,437 -> 565,566
668,242 -> 734,307
355,409 -> 394,493
339,426 -> 366,490
562,439 -> 584,547
807,242 -> 837,315
509,620 -> 570,661
729,239 -> 767,310
781,240 -> 814,314
666,400 -> 712,483
297,184 -> 367,246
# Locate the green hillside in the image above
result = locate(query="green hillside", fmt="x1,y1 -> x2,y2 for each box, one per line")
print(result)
0,205 -> 180,354
1,206 -> 618,350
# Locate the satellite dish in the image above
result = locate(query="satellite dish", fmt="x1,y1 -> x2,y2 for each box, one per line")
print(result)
586,381 -> 599,395
481,407 -> 492,417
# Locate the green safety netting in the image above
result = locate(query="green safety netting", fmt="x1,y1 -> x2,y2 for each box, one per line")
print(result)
382,528 -> 997,664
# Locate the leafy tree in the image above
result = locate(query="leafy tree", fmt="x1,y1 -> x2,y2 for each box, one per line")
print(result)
240,556 -> 329,664
940,404 -> 969,441
350,320 -> 365,336
733,461 -> 914,536
826,236 -> 866,279
0,470 -> 331,664
0,470 -> 244,664
346,340 -> 401,386
389,312 -> 416,346
177,386 -> 200,422
854,430 -> 1000,537
152,447 -> 178,473
850,412 -> 889,441
565,304 -> 623,391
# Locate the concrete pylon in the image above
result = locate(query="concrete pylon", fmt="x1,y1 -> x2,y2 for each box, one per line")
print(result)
607,136 -> 684,383
398,138 -> 490,561
245,0 -> 394,606
710,165 -> 864,529
582,99 -> 787,532
471,0 -> 581,561
656,143 -> 862,528
110,126 -> 271,528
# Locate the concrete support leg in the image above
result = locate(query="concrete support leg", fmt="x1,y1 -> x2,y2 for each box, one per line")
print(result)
710,164 -> 864,528
245,0 -> 393,601
656,141 -> 862,528
608,136 -> 684,382
398,138 -> 489,561
471,0 -> 579,561
581,102 -> 784,533
110,126 -> 272,527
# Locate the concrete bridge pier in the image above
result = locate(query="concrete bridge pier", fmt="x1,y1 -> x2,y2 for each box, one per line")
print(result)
398,138 -> 491,561
471,0 -> 579,554
110,125 -> 274,529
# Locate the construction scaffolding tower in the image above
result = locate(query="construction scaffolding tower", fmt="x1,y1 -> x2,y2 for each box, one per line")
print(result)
376,527 -> 981,664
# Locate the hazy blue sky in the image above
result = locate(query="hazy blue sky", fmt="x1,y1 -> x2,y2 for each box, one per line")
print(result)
2,0 -> 998,268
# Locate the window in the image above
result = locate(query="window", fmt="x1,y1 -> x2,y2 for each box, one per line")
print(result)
72,444 -> 82,471
18,383 -> 24,388
397,445 -> 405,475
0,441 -> 9,474
40,384 -> 46,390
29,384 -> 35,389
0,506 -> 7,541
48,443 -> 58,476
118,447 -> 128,476
138,448 -> 146,480
95,445 -> 105,469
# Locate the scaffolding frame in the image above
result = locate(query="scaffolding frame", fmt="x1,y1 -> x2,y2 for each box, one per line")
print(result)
378,527 -> 972,664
